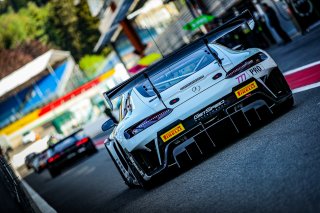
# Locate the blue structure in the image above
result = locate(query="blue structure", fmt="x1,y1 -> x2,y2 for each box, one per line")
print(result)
0,62 -> 68,129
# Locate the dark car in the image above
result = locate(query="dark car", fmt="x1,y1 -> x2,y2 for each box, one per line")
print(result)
32,149 -> 48,173
47,130 -> 97,177
25,152 -> 38,169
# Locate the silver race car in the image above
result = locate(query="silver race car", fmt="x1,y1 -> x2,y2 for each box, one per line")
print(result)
101,11 -> 293,188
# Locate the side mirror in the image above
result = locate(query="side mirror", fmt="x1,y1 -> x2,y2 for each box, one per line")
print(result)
101,119 -> 115,132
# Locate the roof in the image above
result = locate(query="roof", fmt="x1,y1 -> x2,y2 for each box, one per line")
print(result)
0,50 -> 70,100
103,10 -> 254,109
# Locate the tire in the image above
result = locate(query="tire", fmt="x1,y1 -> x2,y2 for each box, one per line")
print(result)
35,168 -> 40,174
116,142 -> 154,189
88,142 -> 98,154
283,97 -> 294,108
281,96 -> 294,110
49,167 -> 60,178
106,145 -> 138,188
125,158 -> 153,189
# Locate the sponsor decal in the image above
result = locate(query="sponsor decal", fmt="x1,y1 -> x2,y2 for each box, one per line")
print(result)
235,81 -> 258,98
236,73 -> 247,83
180,75 -> 204,90
249,65 -> 262,75
161,123 -> 185,142
194,100 -> 225,121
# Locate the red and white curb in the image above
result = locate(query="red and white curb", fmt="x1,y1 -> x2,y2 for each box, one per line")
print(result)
94,139 -> 106,150
284,60 -> 320,94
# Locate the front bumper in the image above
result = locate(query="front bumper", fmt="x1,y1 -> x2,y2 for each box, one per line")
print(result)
127,68 -> 292,179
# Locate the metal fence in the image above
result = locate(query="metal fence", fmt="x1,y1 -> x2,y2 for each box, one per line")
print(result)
145,7 -> 196,56
0,156 -> 34,213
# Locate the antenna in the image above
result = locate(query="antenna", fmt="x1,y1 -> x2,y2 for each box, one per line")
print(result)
144,24 -> 164,57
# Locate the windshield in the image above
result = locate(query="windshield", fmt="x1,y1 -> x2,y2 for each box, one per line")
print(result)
136,48 -> 214,97
48,137 -> 76,156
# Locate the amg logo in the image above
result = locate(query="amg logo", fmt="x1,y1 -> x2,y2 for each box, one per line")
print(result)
194,100 -> 225,121
180,75 -> 204,90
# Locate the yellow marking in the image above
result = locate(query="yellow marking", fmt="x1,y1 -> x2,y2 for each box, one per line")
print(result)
161,123 -> 185,142
235,81 -> 258,99
98,69 -> 115,81
0,109 -> 40,135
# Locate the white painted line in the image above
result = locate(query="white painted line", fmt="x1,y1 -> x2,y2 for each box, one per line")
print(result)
97,145 -> 105,150
292,82 -> 320,94
21,180 -> 57,213
284,60 -> 320,76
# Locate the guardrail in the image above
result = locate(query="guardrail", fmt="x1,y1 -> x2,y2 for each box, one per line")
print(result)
0,156 -> 34,213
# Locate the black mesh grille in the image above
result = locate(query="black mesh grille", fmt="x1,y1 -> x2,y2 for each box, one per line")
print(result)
264,68 -> 291,97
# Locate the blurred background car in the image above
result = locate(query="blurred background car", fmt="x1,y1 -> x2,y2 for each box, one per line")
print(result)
22,131 -> 40,145
46,129 -> 97,177
24,152 -> 38,169
31,150 -> 48,173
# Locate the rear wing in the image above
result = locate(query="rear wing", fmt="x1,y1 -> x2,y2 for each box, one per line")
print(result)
204,10 -> 255,43
103,10 -> 254,110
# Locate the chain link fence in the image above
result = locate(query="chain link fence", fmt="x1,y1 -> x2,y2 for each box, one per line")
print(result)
0,156 -> 34,213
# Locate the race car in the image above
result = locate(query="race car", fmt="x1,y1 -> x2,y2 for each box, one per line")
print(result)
47,129 -> 97,177
101,10 -> 293,188
31,149 -> 48,173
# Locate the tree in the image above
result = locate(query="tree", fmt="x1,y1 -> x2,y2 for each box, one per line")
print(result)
46,0 -> 81,59
79,55 -> 105,78
0,0 -> 104,69
0,2 -> 50,49
0,40 -> 50,79
76,0 -> 100,56
7,0 -> 28,12
19,2 -> 50,43
0,11 -> 30,48
46,0 -> 101,61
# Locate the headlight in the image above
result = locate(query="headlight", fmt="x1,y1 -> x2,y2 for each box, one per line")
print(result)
124,108 -> 173,139
226,52 -> 267,78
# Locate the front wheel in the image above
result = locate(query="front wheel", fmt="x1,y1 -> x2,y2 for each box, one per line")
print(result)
124,154 -> 154,189
88,142 -> 98,154
48,167 -> 60,178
